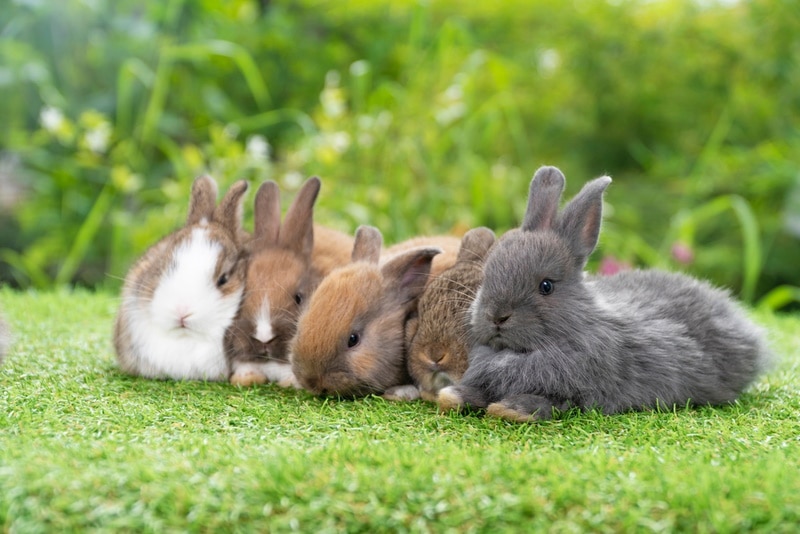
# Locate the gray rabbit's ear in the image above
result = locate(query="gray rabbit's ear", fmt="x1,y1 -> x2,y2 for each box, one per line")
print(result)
253,181 -> 281,248
521,166 -> 566,232
457,227 -> 496,264
557,175 -> 612,262
351,225 -> 383,264
214,180 -> 250,236
381,247 -> 441,309
186,175 -> 219,226
279,176 -> 321,258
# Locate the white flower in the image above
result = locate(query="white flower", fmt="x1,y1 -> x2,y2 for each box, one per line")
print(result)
435,102 -> 466,126
350,60 -> 370,77
40,106 -> 64,133
321,87 -> 346,118
246,135 -> 270,161
84,122 -> 112,154
325,70 -> 341,87
539,49 -> 560,74
282,171 -> 303,189
328,131 -> 351,154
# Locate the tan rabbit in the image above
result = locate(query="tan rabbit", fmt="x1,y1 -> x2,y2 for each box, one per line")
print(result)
406,227 -> 495,402
289,226 -> 460,398
114,176 -> 249,381
225,177 -> 353,387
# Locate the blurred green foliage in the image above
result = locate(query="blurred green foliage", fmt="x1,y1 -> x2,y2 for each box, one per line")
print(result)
0,0 -> 798,307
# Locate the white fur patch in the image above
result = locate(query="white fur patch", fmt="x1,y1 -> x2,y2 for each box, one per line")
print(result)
383,384 -> 421,401
132,228 -> 241,380
254,297 -> 274,343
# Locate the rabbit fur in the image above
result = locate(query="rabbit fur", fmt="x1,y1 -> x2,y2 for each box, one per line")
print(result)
225,177 -> 353,387
438,166 -> 771,422
113,176 -> 249,381
289,225 -> 461,398
406,227 -> 496,402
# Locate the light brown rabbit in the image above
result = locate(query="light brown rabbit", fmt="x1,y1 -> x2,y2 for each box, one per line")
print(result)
114,176 -> 249,381
225,177 -> 353,387
289,226 -> 460,398
406,227 -> 496,401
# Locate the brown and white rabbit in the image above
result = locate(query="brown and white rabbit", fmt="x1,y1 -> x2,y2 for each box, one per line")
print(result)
113,176 -> 249,381
438,166 -> 771,422
406,227 -> 495,402
289,226 -> 461,398
225,176 -> 353,386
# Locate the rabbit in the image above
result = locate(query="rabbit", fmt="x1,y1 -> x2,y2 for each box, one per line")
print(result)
113,175 -> 250,381
225,176 -> 354,387
438,166 -> 771,422
289,225 -> 461,399
405,227 -> 496,402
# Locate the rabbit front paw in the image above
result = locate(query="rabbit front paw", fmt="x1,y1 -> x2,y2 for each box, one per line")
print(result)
487,394 -> 565,422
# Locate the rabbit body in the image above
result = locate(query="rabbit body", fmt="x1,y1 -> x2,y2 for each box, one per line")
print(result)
289,226 -> 460,398
439,166 -> 770,421
114,176 -> 249,381
225,177 -> 354,386
406,227 -> 495,401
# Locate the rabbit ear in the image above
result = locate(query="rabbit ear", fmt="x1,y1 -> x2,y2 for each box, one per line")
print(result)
214,180 -> 250,235
381,247 -> 441,307
351,226 -> 383,264
521,166 -> 566,232
457,227 -> 495,263
279,176 -> 320,257
253,181 -> 281,248
557,175 -> 612,261
186,175 -> 219,226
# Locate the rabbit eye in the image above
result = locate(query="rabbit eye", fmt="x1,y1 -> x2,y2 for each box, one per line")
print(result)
539,279 -> 554,295
294,293 -> 303,305
217,273 -> 230,287
347,332 -> 360,348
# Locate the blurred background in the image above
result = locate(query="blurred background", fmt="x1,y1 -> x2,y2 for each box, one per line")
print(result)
0,0 -> 798,309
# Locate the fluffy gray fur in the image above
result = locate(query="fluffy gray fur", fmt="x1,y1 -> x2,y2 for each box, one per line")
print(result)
452,166 -> 771,420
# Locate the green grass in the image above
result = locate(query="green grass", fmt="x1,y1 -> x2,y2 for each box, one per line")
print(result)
1,289 -> 799,532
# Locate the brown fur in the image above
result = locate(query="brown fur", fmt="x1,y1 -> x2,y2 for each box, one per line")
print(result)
407,227 -> 496,401
226,177 -> 353,384
289,226 -> 461,397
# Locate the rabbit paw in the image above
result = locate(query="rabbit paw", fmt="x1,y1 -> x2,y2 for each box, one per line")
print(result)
230,362 -> 269,387
486,394 -> 561,422
383,384 -> 421,401
436,386 -> 466,412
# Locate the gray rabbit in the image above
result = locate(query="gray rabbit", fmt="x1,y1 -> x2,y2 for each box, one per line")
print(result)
438,166 -> 772,422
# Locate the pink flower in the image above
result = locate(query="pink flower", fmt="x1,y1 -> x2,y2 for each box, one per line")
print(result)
598,256 -> 632,276
671,242 -> 694,265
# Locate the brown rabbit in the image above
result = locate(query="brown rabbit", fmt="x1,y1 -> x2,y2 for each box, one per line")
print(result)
114,176 -> 250,381
289,226 -> 460,398
226,177 -> 353,387
406,227 -> 496,402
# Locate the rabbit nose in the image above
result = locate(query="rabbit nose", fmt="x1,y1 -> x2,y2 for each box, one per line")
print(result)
493,313 -> 511,326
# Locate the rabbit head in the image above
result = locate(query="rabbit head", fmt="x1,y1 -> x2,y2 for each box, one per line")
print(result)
290,226 -> 441,397
470,166 -> 611,353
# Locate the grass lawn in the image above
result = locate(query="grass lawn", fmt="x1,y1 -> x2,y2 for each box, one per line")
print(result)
1,288 -> 798,532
